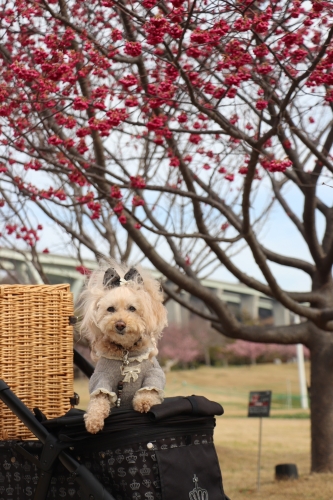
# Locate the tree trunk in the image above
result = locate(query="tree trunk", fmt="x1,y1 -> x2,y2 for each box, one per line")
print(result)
310,329 -> 333,472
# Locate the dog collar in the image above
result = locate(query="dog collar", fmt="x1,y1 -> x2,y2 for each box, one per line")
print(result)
93,332 -> 143,357
104,336 -> 143,353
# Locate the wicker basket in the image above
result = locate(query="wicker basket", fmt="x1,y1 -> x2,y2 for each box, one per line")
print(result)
0,284 -> 74,439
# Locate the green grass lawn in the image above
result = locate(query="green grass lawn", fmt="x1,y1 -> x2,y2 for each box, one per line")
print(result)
163,362 -> 311,418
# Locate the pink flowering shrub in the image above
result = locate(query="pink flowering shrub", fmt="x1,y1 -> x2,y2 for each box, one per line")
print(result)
225,340 -> 310,365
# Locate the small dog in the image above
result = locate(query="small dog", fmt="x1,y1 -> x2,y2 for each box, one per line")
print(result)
79,260 -> 168,434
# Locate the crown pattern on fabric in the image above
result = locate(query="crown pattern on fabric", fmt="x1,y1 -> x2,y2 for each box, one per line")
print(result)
126,454 -> 138,463
189,475 -> 208,500
130,479 -> 140,491
140,464 -> 151,476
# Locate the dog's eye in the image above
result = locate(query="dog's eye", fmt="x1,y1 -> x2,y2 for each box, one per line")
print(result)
128,306 -> 136,312
107,306 -> 115,313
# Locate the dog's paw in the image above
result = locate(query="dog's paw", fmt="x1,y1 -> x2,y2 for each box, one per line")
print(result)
133,390 -> 161,413
133,398 -> 152,413
84,413 -> 105,434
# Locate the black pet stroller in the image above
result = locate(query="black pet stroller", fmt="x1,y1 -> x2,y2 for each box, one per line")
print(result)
0,284 -> 229,500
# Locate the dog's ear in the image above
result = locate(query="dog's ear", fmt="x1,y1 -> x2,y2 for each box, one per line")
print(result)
124,267 -> 143,284
144,299 -> 168,340
103,268 -> 121,288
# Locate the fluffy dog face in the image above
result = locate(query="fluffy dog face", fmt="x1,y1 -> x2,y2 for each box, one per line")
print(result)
80,261 -> 168,358
95,287 -> 148,351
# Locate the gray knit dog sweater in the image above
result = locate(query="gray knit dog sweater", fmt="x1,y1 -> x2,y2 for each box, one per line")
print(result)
89,349 -> 166,406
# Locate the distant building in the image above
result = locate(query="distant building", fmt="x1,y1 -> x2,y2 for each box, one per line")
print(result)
0,249 -> 292,327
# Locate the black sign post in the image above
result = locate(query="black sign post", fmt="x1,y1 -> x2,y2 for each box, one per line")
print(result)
248,391 -> 272,491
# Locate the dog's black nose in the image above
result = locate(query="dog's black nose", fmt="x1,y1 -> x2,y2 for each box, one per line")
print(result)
115,321 -> 126,333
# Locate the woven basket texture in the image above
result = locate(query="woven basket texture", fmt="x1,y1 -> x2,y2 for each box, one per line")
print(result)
0,284 -> 74,439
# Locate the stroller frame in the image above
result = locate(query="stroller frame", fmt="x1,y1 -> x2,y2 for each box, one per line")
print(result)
0,349 -> 115,500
